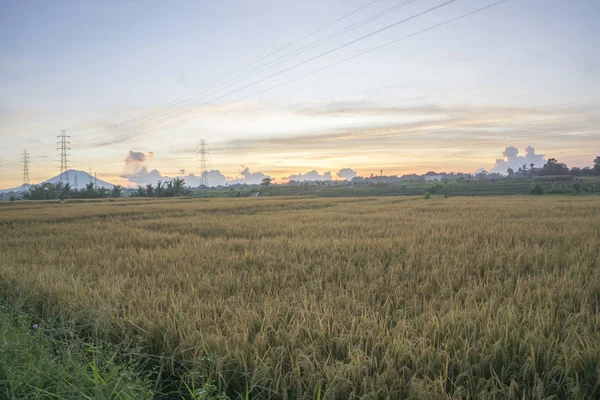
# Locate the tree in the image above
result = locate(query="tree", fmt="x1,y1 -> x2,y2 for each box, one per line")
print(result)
23,182 -> 108,200
539,158 -> 569,176
507,168 -> 515,177
594,156 -> 600,176
475,169 -> 488,178
156,181 -> 165,197
145,184 -> 155,197
134,186 -> 146,197
111,185 -> 123,198
261,177 -> 272,187
530,184 -> 544,195
171,178 -> 186,196
83,183 -> 97,198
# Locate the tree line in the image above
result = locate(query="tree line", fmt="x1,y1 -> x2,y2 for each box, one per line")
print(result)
23,182 -> 123,200
129,179 -> 188,197
507,156 -> 600,177
22,178 -> 189,200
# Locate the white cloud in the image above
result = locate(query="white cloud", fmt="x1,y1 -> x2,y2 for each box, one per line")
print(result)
227,167 -> 271,185
492,145 -> 546,174
336,168 -> 357,180
286,170 -> 332,181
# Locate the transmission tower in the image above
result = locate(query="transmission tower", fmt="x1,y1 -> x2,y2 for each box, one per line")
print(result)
21,149 -> 30,185
57,130 -> 70,184
197,139 -> 209,188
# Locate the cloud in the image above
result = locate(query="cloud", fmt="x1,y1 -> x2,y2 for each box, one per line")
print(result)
227,166 -> 271,185
210,104 -> 600,158
124,150 -> 154,164
492,145 -> 546,174
120,150 -> 229,187
298,101 -> 451,117
121,167 -> 165,185
286,170 -> 332,181
183,170 -> 226,187
212,108 -> 547,154
336,168 -> 357,180
121,167 -> 226,187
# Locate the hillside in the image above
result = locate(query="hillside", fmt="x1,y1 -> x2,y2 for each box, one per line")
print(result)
0,170 -> 116,193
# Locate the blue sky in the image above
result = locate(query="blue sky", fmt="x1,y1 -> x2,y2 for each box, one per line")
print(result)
1,0 -> 599,187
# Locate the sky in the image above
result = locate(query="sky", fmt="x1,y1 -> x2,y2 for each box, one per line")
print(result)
1,0 -> 599,188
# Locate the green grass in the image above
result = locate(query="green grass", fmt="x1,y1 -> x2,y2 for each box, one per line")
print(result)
0,300 -> 233,399
189,177 -> 600,199
0,299 -> 157,399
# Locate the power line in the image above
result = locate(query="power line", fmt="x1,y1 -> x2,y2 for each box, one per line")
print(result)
98,0 -> 422,137
216,0 -> 510,113
98,0 -> 463,140
21,149 -> 30,184
127,0 -> 508,138
57,130 -> 70,184
73,0 -> 383,138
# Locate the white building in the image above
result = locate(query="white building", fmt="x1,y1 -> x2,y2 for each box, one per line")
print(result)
424,172 -> 442,182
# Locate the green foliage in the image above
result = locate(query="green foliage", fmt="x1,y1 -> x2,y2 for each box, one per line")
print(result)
0,302 -> 153,399
424,191 -> 431,199
537,158 -> 570,176
181,364 -> 229,400
570,166 -> 594,176
261,177 -> 272,187
110,185 -> 123,198
23,182 -> 111,201
131,178 -> 187,198
530,184 -> 545,195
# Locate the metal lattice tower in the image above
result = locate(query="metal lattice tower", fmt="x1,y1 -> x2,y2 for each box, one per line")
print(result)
57,130 -> 70,184
197,139 -> 209,188
21,149 -> 30,184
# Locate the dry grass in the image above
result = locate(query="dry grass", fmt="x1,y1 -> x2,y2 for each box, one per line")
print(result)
1,196 -> 599,399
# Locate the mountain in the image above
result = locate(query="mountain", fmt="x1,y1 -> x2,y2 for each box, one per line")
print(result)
0,170 -> 117,194
41,170 -> 116,189
0,183 -> 31,195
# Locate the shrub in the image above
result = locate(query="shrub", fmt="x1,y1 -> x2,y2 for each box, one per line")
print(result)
530,184 -> 544,195
424,192 -> 431,199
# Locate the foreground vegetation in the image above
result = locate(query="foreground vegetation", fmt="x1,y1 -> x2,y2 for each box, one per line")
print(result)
0,299 -> 153,399
1,196 -> 599,398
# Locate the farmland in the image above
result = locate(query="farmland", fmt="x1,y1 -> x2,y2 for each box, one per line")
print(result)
1,196 -> 600,399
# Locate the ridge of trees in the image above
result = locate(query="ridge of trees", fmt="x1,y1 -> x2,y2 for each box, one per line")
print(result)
23,182 -> 123,200
129,178 -> 188,198
22,178 -> 189,200
506,156 -> 600,178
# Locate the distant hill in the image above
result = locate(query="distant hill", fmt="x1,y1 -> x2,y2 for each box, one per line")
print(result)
0,170 -> 117,194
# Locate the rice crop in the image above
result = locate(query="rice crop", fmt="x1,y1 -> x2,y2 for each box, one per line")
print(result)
0,196 -> 599,399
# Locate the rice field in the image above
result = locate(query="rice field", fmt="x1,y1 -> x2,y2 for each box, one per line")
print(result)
1,196 -> 599,399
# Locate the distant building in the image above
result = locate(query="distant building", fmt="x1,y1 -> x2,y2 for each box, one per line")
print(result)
424,171 -> 442,182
